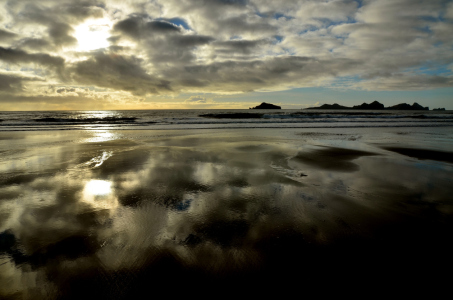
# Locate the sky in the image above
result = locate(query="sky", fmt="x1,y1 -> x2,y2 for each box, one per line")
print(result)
0,0 -> 452,110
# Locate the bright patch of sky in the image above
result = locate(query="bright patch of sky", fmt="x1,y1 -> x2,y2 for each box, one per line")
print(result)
74,20 -> 112,51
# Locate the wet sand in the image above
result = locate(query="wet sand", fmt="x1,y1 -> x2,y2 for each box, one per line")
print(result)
383,146 -> 453,163
1,128 -> 453,298
293,146 -> 379,171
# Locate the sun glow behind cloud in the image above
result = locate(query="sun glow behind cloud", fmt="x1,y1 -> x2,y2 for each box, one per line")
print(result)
74,19 -> 112,51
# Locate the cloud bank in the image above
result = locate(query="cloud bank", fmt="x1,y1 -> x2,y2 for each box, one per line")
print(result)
0,0 -> 452,109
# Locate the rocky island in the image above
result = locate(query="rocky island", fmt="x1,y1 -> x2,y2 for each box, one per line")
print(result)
250,102 -> 281,109
306,101 -> 429,110
388,102 -> 429,110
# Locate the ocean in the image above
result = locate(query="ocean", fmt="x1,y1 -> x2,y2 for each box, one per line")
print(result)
1,109 -> 453,131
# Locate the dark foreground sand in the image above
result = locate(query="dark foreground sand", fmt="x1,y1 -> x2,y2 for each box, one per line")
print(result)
1,127 -> 453,298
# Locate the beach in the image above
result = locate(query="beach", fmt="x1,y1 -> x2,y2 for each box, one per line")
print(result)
2,0 -> 453,296
1,127 -> 453,298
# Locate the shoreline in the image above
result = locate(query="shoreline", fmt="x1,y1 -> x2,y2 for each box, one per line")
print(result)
2,123 -> 453,132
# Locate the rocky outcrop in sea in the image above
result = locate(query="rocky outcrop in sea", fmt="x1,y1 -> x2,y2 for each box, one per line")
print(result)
307,101 -> 429,110
250,102 -> 281,109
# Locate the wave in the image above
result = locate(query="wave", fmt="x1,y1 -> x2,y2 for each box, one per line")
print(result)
199,113 -> 263,119
293,111 -> 389,116
33,117 -> 138,124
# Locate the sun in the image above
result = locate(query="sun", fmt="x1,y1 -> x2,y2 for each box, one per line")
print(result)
74,18 -> 112,51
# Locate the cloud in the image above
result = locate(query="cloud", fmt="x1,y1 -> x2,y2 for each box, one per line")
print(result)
185,95 -> 210,104
15,1 -> 105,24
215,14 -> 277,37
0,74 -> 23,92
351,74 -> 453,91
295,0 -> 358,22
447,2 -> 453,19
0,0 -> 452,109
175,55 -> 360,94
72,51 -> 171,95
14,38 -> 52,52
113,16 -> 182,40
112,14 -> 214,66
0,73 -> 44,93
47,22 -> 78,46
56,87 -> 76,93
0,47 -> 65,69
6,1 -> 106,53
213,39 -> 270,55
0,28 -> 16,41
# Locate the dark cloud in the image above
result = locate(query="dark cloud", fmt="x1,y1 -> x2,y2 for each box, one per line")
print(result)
178,56 -> 327,91
146,20 -> 182,32
113,16 -> 144,39
144,34 -> 214,64
17,3 -> 55,25
14,38 -> 52,51
107,45 -> 127,52
217,0 -> 249,6
54,1 -> 105,21
0,28 -> 16,41
47,22 -> 77,46
179,78 -> 209,87
113,16 -> 182,40
56,87 -> 76,93
0,47 -> 65,69
72,51 -> 171,95
112,14 -> 215,65
0,74 -> 26,92
213,39 -> 269,54
168,35 -> 214,47
17,1 -> 105,25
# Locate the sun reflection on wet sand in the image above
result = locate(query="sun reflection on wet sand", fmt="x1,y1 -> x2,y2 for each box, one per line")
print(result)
85,180 -> 112,196
80,130 -> 120,143
82,179 -> 118,210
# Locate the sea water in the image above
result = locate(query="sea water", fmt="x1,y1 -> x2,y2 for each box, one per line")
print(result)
1,109 -> 453,131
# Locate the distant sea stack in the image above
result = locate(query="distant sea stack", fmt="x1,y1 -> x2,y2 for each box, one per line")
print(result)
307,101 -> 429,110
352,101 -> 385,110
306,103 -> 349,109
250,102 -> 281,109
387,102 -> 429,110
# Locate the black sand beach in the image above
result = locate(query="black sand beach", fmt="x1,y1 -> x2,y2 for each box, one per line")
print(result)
1,127 -> 453,298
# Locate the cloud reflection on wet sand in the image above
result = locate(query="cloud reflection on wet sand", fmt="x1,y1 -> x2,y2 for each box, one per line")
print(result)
1,129 -> 453,298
